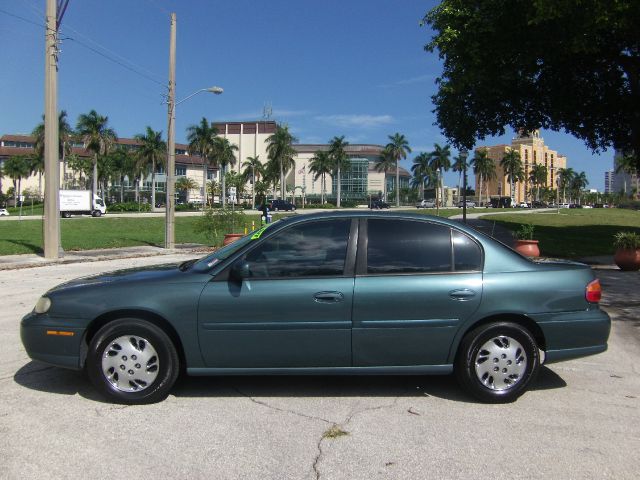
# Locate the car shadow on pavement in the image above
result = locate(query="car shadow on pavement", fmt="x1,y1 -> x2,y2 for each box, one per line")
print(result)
14,362 -> 566,404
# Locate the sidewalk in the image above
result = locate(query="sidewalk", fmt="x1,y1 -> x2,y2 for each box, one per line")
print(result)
0,244 -> 207,270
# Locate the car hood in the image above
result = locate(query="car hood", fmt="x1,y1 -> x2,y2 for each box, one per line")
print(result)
48,262 -> 187,293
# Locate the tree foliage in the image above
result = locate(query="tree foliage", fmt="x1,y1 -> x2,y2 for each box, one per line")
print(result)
423,0 -> 640,171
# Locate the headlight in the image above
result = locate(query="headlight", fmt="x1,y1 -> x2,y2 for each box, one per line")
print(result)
34,296 -> 51,314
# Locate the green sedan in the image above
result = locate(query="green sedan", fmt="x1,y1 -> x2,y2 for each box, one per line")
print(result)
21,212 -> 610,404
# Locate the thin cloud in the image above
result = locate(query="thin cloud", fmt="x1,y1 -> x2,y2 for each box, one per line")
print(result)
315,114 -> 394,129
378,74 -> 437,88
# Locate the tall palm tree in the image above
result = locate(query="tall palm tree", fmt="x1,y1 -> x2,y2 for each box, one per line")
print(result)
529,163 -> 548,202
211,136 -> 239,207
105,146 -> 135,203
26,154 -> 44,199
308,150 -> 332,204
471,148 -> 496,207
242,155 -> 264,208
186,117 -> 217,205
570,171 -> 589,204
500,149 -> 524,202
175,176 -> 198,203
329,136 -> 350,207
134,127 -> 166,208
76,110 -> 117,199
615,153 -> 639,198
428,143 -> 451,207
386,133 -> 412,207
411,152 -> 436,200
265,125 -> 297,200
33,110 -> 74,190
4,156 -> 30,207
375,147 -> 396,201
556,167 -> 575,203
451,153 -> 467,204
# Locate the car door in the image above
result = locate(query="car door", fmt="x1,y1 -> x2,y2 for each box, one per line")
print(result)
197,218 -> 356,368
352,218 -> 483,367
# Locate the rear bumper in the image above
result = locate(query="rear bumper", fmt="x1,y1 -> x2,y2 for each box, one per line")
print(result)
533,308 -> 611,364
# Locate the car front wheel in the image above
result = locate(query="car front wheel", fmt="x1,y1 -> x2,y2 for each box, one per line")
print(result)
86,318 -> 180,404
455,322 -> 539,403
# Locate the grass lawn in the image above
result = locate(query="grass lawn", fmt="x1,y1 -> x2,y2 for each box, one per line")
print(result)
0,213 -> 270,255
480,209 -> 640,258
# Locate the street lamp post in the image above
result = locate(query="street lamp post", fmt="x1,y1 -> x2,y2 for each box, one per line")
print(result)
165,86 -> 222,249
164,15 -> 223,249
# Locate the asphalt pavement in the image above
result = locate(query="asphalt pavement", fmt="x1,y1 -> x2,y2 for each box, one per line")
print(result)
0,251 -> 638,479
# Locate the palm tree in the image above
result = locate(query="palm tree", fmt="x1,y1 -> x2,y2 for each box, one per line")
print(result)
500,149 -> 524,202
26,154 -> 44,200
471,148 -> 496,207
328,136 -> 351,207
428,143 -> 451,207
134,127 -> 166,208
375,147 -> 396,201
33,110 -> 74,190
76,110 -> 117,199
265,125 -> 297,200
4,156 -> 30,207
308,150 -> 332,204
105,147 -> 136,203
385,133 -> 412,207
242,155 -> 264,208
615,153 -> 639,198
186,117 -> 217,205
529,163 -> 548,202
451,153 -> 467,204
570,171 -> 589,204
556,167 -> 575,203
211,136 -> 239,207
175,176 -> 198,203
411,152 -> 436,201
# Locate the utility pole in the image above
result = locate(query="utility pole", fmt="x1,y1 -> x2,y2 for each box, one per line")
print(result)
43,0 -> 61,258
165,12 -> 176,249
460,148 -> 468,224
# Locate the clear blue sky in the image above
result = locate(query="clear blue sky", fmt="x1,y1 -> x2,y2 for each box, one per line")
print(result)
1,0 -> 612,190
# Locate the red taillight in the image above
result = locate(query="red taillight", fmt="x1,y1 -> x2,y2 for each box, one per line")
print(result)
586,279 -> 602,303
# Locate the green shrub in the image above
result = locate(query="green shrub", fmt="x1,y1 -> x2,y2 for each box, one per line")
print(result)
194,207 -> 249,245
613,231 -> 640,249
514,223 -> 535,240
108,202 -> 151,212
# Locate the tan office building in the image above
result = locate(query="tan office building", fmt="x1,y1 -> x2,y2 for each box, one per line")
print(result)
475,130 -> 567,203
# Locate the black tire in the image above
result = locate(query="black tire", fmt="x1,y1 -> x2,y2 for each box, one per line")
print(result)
455,322 -> 539,403
86,318 -> 180,404
62,212 -> 71,218
92,210 -> 102,217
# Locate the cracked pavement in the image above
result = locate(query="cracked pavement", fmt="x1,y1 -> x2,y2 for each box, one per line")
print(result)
0,256 -> 638,479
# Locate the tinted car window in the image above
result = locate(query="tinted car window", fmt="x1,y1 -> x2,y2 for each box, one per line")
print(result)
245,219 -> 350,278
367,219 -> 452,274
453,230 -> 482,271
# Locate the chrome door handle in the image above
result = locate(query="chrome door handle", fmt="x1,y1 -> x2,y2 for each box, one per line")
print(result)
313,291 -> 344,303
449,289 -> 476,301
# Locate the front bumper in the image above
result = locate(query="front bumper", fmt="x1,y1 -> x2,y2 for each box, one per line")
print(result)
20,312 -> 86,370
533,308 -> 611,364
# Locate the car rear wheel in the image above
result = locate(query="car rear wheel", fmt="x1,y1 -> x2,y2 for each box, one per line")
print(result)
455,322 -> 539,403
86,318 -> 179,404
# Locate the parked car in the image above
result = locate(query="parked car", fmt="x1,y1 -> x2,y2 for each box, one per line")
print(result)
268,199 -> 296,212
457,200 -> 476,208
369,200 -> 390,209
416,199 -> 436,209
21,212 -> 610,404
0,208 -> 9,216
517,202 -> 530,208
531,201 -> 548,208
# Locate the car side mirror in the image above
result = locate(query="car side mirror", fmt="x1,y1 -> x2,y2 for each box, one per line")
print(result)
230,260 -> 250,282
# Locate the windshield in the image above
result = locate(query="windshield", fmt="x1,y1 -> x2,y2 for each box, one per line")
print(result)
190,223 -> 276,273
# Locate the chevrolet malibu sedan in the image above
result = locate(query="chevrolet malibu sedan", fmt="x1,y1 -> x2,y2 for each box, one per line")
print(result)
21,212 -> 610,404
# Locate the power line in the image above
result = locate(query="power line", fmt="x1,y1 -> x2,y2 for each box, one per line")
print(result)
0,6 -> 45,29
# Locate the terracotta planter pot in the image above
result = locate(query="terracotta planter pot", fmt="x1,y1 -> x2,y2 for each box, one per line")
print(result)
514,239 -> 540,257
614,248 -> 640,271
222,233 -> 244,246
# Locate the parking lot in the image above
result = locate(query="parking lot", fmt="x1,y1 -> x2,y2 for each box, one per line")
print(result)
1,255 -> 638,479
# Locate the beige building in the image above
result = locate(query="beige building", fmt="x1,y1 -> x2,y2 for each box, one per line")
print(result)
476,130 -> 567,203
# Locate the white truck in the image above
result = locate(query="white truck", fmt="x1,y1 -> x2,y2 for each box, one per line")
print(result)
59,190 -> 106,218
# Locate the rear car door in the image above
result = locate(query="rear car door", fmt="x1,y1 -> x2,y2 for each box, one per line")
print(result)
352,218 -> 483,366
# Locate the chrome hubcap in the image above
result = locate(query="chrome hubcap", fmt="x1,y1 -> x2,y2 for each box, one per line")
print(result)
474,336 -> 527,391
101,335 -> 159,392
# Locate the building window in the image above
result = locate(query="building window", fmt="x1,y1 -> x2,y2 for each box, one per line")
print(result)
175,165 -> 186,176
207,169 -> 216,180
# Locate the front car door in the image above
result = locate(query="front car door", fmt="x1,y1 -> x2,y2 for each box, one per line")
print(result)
352,218 -> 484,367
197,218 -> 356,368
